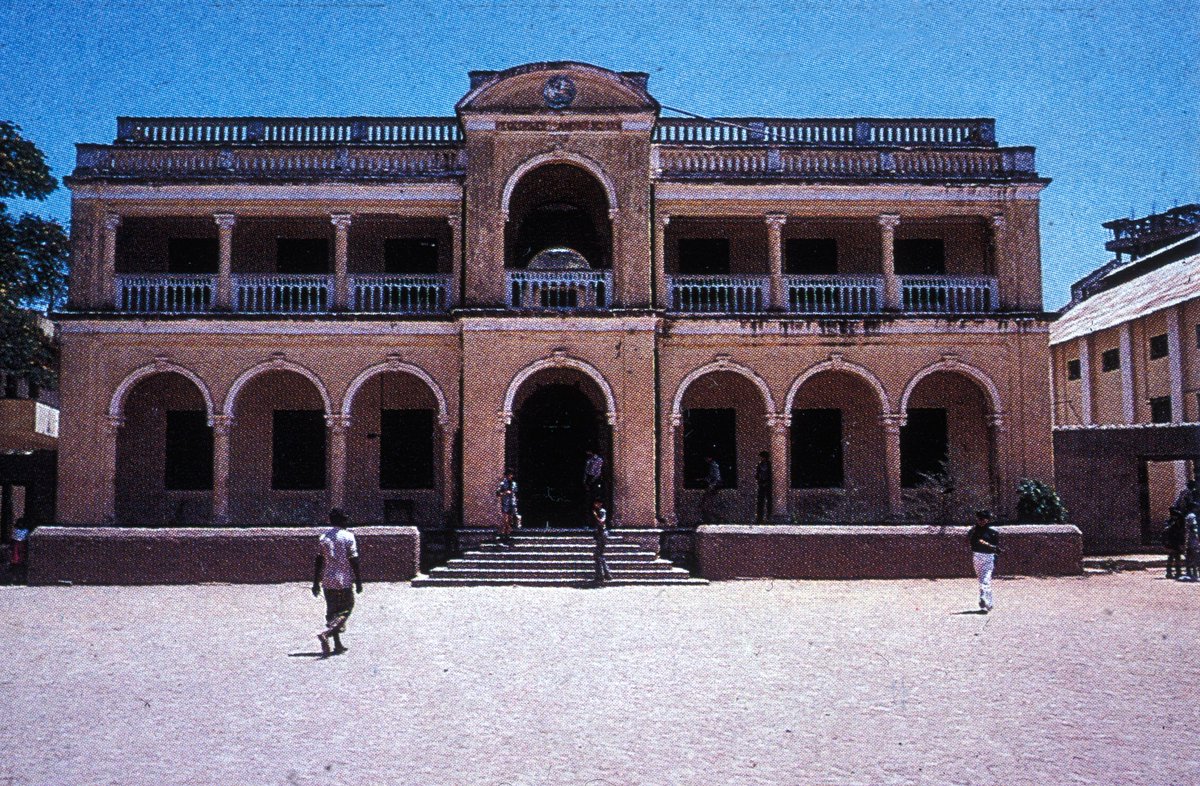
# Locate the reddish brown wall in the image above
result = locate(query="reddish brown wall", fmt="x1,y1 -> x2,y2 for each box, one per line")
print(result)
28,526 -> 419,585
695,524 -> 1082,580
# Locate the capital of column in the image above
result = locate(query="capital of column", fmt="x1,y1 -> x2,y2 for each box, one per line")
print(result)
990,213 -> 1006,229
103,213 -> 123,233
669,412 -> 682,429
330,213 -> 353,230
765,213 -> 788,230
499,410 -> 513,429
986,413 -> 1006,432
878,214 -> 901,231
210,414 -> 233,436
213,213 -> 236,231
767,413 -> 791,432
446,213 -> 462,229
106,415 -> 126,435
325,414 -> 351,432
879,413 -> 906,433
657,214 -> 671,228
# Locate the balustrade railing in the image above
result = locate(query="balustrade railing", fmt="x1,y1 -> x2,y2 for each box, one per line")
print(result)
901,276 -> 998,313
234,274 -> 331,313
786,275 -> 882,314
655,146 -> 1032,180
507,270 -> 611,311
116,274 -> 214,313
351,274 -> 450,313
116,117 -> 462,145
653,117 -> 996,147
77,145 -> 464,179
669,275 -> 768,313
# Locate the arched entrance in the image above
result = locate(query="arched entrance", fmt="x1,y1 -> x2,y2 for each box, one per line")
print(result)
505,163 -> 613,269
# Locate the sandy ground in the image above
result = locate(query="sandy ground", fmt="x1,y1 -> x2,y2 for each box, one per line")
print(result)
1,572 -> 1197,786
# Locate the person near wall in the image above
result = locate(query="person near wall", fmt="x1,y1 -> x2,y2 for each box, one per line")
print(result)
583,449 -> 604,504
495,469 -> 519,546
1173,480 -> 1199,516
311,508 -> 362,657
1164,510 -> 1187,580
755,451 -> 773,524
9,514 -> 34,585
1181,513 -> 1200,583
591,498 -> 612,587
700,455 -> 723,523
969,510 -> 1000,612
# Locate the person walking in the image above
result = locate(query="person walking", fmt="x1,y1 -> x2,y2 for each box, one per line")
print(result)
311,508 -> 362,657
1181,512 -> 1200,582
755,451 -> 773,524
9,514 -> 34,585
969,510 -> 1000,612
1164,509 -> 1187,580
583,449 -> 604,504
591,498 -> 612,586
495,469 -> 518,546
700,455 -> 722,523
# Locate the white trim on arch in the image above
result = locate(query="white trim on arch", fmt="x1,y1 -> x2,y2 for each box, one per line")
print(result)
899,358 -> 1004,419
783,356 -> 891,417
340,361 -> 450,426
109,361 -> 215,424
223,359 -> 332,418
671,358 -> 776,421
499,152 -> 619,218
503,354 -> 617,425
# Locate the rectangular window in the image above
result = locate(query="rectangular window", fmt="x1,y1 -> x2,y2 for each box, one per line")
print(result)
790,409 -> 844,488
164,411 -> 213,491
682,408 -> 737,489
785,239 -> 838,275
678,238 -> 731,275
384,238 -> 439,274
894,238 -> 946,275
900,408 -> 949,488
167,238 -> 218,274
1149,333 -> 1169,360
276,238 -> 329,274
272,410 -> 326,490
1101,348 -> 1120,372
1066,358 -> 1082,381
380,409 -> 435,489
1150,396 -> 1173,424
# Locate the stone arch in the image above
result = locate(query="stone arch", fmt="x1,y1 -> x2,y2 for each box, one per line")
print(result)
110,361 -> 214,424
783,357 -> 891,419
500,152 -> 619,220
223,358 -> 332,418
341,361 -> 449,425
900,359 -> 1004,422
503,353 -> 617,425
671,358 -> 776,423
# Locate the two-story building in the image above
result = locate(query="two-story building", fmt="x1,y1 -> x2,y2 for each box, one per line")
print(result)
57,61 -> 1053,547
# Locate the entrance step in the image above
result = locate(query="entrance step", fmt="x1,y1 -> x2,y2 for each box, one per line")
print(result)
413,531 -> 708,587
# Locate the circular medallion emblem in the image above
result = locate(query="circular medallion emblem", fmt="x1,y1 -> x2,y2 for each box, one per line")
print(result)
542,75 -> 577,109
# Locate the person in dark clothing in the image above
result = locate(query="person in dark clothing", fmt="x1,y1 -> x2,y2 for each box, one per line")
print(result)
1164,509 -> 1187,579
755,451 -> 772,524
583,449 -> 604,504
9,514 -> 34,585
591,498 -> 612,586
699,455 -> 722,523
969,510 -> 1000,612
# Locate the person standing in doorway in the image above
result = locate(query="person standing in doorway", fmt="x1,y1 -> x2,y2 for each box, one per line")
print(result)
700,455 -> 723,523
312,508 -> 362,656
583,449 -> 604,504
755,451 -> 773,524
591,498 -> 611,586
495,469 -> 518,546
969,510 -> 1000,612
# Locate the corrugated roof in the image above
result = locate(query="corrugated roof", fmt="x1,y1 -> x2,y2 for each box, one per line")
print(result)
1050,243 -> 1200,345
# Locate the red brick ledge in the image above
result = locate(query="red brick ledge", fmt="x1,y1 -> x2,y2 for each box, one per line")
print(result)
695,524 -> 1083,580
27,526 -> 420,586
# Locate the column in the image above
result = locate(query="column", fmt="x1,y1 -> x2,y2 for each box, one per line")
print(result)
1119,322 -> 1135,424
990,213 -> 1007,310
327,414 -> 349,511
1167,305 -> 1185,422
1078,334 -> 1094,425
210,415 -> 232,525
331,214 -> 352,311
439,416 -> 455,521
654,214 -> 671,309
769,415 -> 790,522
880,414 -> 905,519
446,213 -> 462,309
658,416 -> 680,526
766,213 -> 787,312
879,214 -> 902,311
101,213 -> 122,308
987,414 -> 1007,518
214,214 -> 236,310
102,415 -> 123,524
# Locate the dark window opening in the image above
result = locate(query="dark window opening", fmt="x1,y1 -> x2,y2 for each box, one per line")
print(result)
380,409 -> 435,490
1150,396 -> 1173,424
790,409 -> 844,488
272,410 -> 326,490
900,408 -> 949,488
165,411 -> 213,490
785,239 -> 838,275
894,239 -> 946,275
384,238 -> 439,274
1149,333 -> 1169,360
276,238 -> 329,274
3,376 -> 17,398
1101,348 -> 1120,372
678,238 -> 731,275
1066,359 -> 1082,381
1195,324 -> 1200,349
167,238 -> 218,274
682,408 -> 737,489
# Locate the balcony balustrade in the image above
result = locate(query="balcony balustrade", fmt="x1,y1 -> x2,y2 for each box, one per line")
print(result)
901,276 -> 998,314
668,275 -> 768,313
507,270 -> 612,311
351,274 -> 451,313
785,275 -> 883,314
116,274 -> 214,313
234,274 -> 331,313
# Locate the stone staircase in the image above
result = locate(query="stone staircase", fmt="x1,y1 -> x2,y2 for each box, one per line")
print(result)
412,531 -> 708,587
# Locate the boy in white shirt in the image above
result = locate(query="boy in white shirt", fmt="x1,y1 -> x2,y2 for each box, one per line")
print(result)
312,509 -> 363,656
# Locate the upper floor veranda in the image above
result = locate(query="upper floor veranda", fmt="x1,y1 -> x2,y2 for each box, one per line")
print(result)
63,62 -> 1050,318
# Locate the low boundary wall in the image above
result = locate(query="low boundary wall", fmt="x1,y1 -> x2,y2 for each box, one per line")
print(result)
695,524 -> 1083,580
28,526 -> 420,586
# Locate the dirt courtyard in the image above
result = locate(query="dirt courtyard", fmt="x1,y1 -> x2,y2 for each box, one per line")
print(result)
2,573 -> 1197,786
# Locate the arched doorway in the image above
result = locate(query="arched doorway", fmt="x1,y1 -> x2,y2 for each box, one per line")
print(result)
505,163 -> 612,269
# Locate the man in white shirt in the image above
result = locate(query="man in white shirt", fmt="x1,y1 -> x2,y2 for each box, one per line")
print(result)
311,509 -> 362,656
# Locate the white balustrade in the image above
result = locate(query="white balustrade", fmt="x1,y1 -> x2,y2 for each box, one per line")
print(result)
233,274 -> 331,313
669,275 -> 768,313
786,275 -> 883,314
351,274 -> 450,313
115,274 -> 213,313
507,270 -> 612,310
901,276 -> 999,313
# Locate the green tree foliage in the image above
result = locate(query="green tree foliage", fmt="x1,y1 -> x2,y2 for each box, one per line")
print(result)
1016,478 -> 1067,523
0,121 -> 68,387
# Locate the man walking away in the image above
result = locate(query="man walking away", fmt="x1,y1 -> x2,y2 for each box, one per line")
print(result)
312,508 -> 362,656
1164,508 -> 1187,579
969,510 -> 999,612
591,498 -> 612,586
700,455 -> 722,523
583,449 -> 604,503
1181,513 -> 1200,582
755,451 -> 773,524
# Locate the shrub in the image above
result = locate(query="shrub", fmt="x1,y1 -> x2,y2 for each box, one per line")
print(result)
1016,479 -> 1067,523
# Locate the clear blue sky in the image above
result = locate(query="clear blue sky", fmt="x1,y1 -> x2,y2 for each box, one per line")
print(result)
2,0 -> 1196,308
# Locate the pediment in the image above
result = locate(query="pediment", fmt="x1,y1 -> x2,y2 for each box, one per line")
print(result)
456,62 -> 658,115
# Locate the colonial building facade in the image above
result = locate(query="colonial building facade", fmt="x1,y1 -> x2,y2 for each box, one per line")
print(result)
58,62 -> 1053,540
